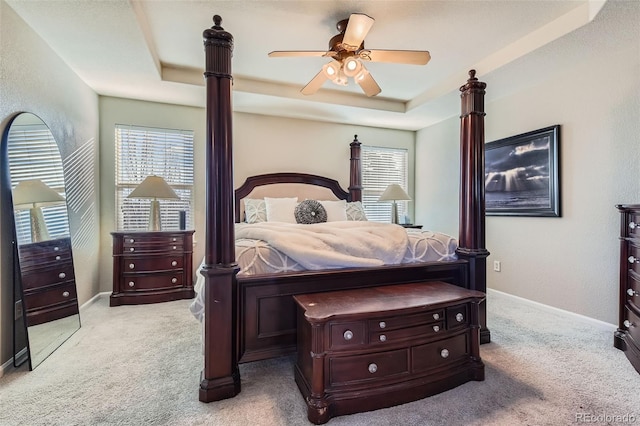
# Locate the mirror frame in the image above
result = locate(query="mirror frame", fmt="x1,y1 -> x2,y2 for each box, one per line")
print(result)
2,112 -> 81,370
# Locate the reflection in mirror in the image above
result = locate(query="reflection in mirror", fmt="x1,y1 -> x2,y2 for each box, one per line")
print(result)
4,113 -> 81,370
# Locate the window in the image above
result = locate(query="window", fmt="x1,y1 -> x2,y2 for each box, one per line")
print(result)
115,124 -> 194,231
361,146 -> 409,223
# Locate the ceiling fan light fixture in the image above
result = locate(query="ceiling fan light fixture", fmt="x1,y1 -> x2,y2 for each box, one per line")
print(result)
322,62 -> 340,80
343,57 -> 362,77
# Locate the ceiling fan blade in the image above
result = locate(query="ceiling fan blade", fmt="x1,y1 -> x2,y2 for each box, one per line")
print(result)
342,13 -> 375,51
361,49 -> 431,65
268,51 -> 335,58
356,66 -> 381,97
301,70 -> 329,95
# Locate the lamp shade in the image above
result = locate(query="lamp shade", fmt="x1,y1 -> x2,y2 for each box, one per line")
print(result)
12,179 -> 65,208
127,175 -> 179,200
378,184 -> 411,202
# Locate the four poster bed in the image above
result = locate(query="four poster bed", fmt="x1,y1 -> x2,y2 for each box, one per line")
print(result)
198,16 -> 489,403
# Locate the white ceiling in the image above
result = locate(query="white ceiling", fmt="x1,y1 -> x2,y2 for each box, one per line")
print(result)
6,0 -> 606,131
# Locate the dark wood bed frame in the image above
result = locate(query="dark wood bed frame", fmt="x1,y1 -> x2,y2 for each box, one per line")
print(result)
199,16 -> 489,403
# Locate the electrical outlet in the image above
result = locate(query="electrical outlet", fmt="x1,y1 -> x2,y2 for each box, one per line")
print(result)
493,260 -> 501,272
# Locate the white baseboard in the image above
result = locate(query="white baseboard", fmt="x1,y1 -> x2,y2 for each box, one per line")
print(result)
80,291 -> 110,311
487,288 -> 617,332
0,347 -> 27,378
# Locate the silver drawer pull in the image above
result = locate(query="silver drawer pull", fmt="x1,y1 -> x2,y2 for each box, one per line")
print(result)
378,321 -> 386,329
62,291 -> 70,297
343,330 -> 353,340
624,320 -> 635,328
130,247 -> 135,252
172,238 -> 177,242
129,238 -> 135,243
171,277 -> 178,284
128,281 -> 135,287
129,263 -> 135,269
379,334 -> 386,342
172,246 -> 177,250
628,289 -> 639,297
54,246 -> 60,251
171,260 -> 178,267
628,256 -> 640,264
368,363 -> 378,374
433,325 -> 440,332
55,255 -> 61,261
58,272 -> 66,279
433,313 -> 440,320
456,313 -> 464,322
440,349 -> 450,358
630,222 -> 638,229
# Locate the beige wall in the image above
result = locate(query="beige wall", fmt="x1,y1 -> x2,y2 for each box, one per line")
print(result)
415,1 -> 640,325
98,98 -> 415,292
0,2 -> 100,366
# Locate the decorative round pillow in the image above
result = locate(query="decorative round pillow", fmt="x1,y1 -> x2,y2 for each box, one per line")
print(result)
294,200 -> 328,224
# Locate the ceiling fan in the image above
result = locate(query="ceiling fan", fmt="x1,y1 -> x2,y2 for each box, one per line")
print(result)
268,13 -> 431,97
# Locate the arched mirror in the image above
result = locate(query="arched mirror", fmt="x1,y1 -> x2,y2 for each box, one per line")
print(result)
2,112 -> 81,370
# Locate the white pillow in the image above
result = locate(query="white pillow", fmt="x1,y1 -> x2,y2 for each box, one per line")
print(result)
265,197 -> 298,223
319,199 -> 347,222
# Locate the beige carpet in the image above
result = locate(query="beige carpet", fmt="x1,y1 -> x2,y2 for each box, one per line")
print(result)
1,290 -> 639,425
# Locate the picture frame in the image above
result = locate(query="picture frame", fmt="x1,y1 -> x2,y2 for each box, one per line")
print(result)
485,125 -> 561,217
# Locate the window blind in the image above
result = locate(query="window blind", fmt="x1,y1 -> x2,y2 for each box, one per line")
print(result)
115,124 -> 194,231
7,124 -> 69,244
362,146 -> 409,223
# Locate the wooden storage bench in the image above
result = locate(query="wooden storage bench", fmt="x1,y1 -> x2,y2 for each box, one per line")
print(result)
293,281 -> 485,424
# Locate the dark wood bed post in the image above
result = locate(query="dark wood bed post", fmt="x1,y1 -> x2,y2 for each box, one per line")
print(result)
199,15 -> 241,402
456,70 -> 491,344
348,135 -> 363,202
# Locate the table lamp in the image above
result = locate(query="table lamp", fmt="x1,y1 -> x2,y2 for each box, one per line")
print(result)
12,179 -> 65,242
127,175 -> 179,231
378,184 -> 411,224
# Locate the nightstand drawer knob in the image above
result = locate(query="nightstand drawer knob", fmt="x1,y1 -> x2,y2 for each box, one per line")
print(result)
630,222 -> 638,229
624,320 -> 634,328
172,246 -> 177,250
628,256 -> 639,264
54,246 -> 60,251
378,321 -> 386,329
440,349 -> 450,358
130,247 -> 135,252
128,281 -> 135,287
368,363 -> 378,374
343,330 -> 353,340
58,272 -> 66,279
456,313 -> 464,322
433,325 -> 440,332
628,289 -> 639,297
129,263 -> 135,269
171,277 -> 178,284
171,260 -> 178,267
62,291 -> 70,297
55,255 -> 61,261
433,313 -> 440,320
379,334 -> 387,342
129,239 -> 135,243
172,238 -> 177,242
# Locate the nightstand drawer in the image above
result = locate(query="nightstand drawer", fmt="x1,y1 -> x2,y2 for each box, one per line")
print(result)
446,304 -> 470,329
21,263 -> 75,290
329,348 -> 409,386
122,256 -> 183,272
624,306 -> 640,344
329,322 -> 366,349
368,309 -> 444,332
627,243 -> 640,275
370,322 -> 444,344
122,272 -> 184,291
412,333 -> 469,373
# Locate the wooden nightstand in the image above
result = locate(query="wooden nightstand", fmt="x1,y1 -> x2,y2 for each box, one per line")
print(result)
110,230 -> 195,306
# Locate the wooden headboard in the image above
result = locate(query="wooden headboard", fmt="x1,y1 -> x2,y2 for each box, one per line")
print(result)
234,172 -> 351,223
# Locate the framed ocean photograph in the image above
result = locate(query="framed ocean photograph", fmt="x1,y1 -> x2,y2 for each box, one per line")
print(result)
485,125 -> 561,217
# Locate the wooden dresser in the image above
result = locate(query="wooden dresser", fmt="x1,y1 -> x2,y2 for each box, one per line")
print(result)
615,205 -> 640,373
19,237 -> 79,326
110,230 -> 195,306
293,281 -> 485,425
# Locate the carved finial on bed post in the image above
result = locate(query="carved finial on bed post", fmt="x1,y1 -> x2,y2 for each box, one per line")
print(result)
457,69 -> 490,344
349,135 -> 363,202
200,14 -> 241,403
